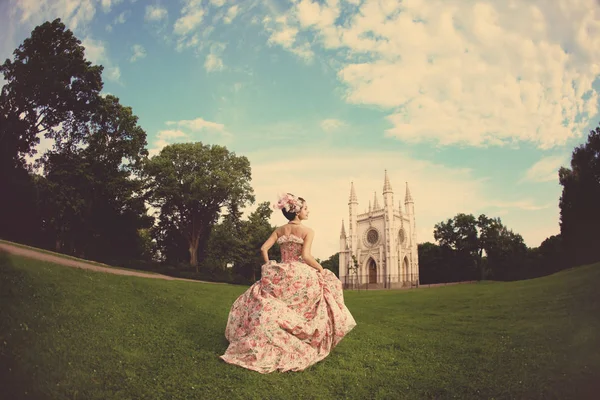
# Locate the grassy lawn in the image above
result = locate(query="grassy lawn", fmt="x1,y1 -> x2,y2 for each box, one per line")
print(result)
1,251 -> 599,400
0,239 -> 161,275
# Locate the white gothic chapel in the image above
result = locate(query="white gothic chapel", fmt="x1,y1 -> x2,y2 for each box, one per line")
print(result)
338,171 -> 420,289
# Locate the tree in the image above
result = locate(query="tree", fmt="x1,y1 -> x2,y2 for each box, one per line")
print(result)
0,18 -> 103,169
559,126 -> 600,266
418,242 -> 448,284
321,253 -> 339,277
144,143 -> 255,269
233,202 -> 281,282
36,94 -> 151,262
0,18 -> 103,243
434,213 -> 528,281
484,225 -> 528,281
433,213 -> 480,280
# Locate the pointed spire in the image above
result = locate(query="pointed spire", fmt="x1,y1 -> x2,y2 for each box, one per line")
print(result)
368,199 -> 372,212
373,191 -> 380,210
340,220 -> 346,238
405,182 -> 413,203
349,182 -> 358,204
383,169 -> 393,193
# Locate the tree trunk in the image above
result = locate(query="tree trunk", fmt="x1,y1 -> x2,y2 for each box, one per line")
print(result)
190,245 -> 198,271
477,250 -> 484,281
189,233 -> 200,272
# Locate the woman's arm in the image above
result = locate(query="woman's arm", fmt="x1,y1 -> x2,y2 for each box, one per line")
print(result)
260,229 -> 279,264
301,229 -> 324,273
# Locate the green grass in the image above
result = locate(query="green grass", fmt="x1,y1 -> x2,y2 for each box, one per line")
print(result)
1,251 -> 599,400
0,239 -> 161,275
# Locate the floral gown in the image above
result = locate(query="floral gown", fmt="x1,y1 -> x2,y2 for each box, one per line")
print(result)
220,233 -> 357,373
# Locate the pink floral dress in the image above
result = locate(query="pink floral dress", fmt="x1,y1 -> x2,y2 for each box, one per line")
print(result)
220,233 -> 357,373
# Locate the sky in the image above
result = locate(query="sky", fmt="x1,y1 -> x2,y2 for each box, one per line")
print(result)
2,0 -> 600,260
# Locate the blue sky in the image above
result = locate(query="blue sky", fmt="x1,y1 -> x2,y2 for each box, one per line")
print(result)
2,0 -> 599,259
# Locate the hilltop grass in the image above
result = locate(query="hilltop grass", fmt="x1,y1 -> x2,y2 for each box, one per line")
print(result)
1,251 -> 599,400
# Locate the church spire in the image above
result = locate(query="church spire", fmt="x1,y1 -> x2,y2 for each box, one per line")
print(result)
383,169 -> 393,194
349,182 -> 358,204
405,182 -> 413,203
373,191 -> 380,210
340,220 -> 346,238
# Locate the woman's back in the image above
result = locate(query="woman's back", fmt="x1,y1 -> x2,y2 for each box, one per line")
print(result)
277,233 -> 304,263
275,225 -> 310,263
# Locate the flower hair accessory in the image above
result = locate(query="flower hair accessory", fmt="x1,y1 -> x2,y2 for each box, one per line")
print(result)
273,193 -> 303,213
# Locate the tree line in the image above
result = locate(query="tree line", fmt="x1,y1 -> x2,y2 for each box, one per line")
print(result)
0,19 -> 282,284
1,20 -> 598,286
418,126 -> 600,284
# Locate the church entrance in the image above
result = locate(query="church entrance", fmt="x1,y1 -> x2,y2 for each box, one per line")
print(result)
403,256 -> 409,283
368,258 -> 377,284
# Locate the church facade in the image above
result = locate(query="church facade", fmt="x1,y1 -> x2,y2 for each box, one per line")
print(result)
339,171 -> 420,289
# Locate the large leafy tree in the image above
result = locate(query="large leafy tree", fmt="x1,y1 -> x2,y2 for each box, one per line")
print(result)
559,126 -> 600,266
201,201 -> 282,283
235,202 -> 281,282
433,213 -> 480,279
36,94 -> 151,262
434,213 -> 528,281
321,253 -> 339,277
144,142 -> 255,269
0,18 -> 102,243
417,242 -> 455,284
0,18 -> 102,169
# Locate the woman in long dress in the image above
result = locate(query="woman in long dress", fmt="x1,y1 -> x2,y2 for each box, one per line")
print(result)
220,193 -> 357,373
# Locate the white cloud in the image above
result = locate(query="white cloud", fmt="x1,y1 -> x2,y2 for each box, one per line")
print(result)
81,37 -> 121,83
145,5 -> 167,22
262,0 -> 600,149
262,15 -> 314,62
488,199 -> 551,211
210,0 -> 226,7
520,155 -> 569,183
174,1 -> 205,36
223,5 -> 239,24
107,10 -> 129,32
320,118 -> 346,132
14,0 -> 97,32
148,130 -> 188,157
101,0 -> 123,13
245,148 -> 552,259
205,54 -> 224,72
130,44 -> 146,62
157,129 -> 188,139
114,10 -> 128,23
166,117 -> 225,131
149,118 -> 231,156
204,42 -> 226,72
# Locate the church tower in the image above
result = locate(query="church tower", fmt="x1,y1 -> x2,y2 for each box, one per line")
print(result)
405,182 -> 418,283
339,172 -> 419,289
348,182 -> 358,255
339,220 -> 347,280
383,170 -> 398,283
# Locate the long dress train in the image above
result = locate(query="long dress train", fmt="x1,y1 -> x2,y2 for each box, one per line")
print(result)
219,234 -> 357,373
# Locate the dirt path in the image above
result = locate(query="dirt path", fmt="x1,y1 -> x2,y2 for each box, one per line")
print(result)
0,242 -> 224,284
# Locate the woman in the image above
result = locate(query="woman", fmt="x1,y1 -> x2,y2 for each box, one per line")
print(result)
220,193 -> 357,373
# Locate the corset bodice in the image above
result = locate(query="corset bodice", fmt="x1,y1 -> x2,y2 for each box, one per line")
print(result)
277,234 -> 304,263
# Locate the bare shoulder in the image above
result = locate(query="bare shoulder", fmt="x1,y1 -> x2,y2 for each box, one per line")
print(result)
302,226 -> 314,239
